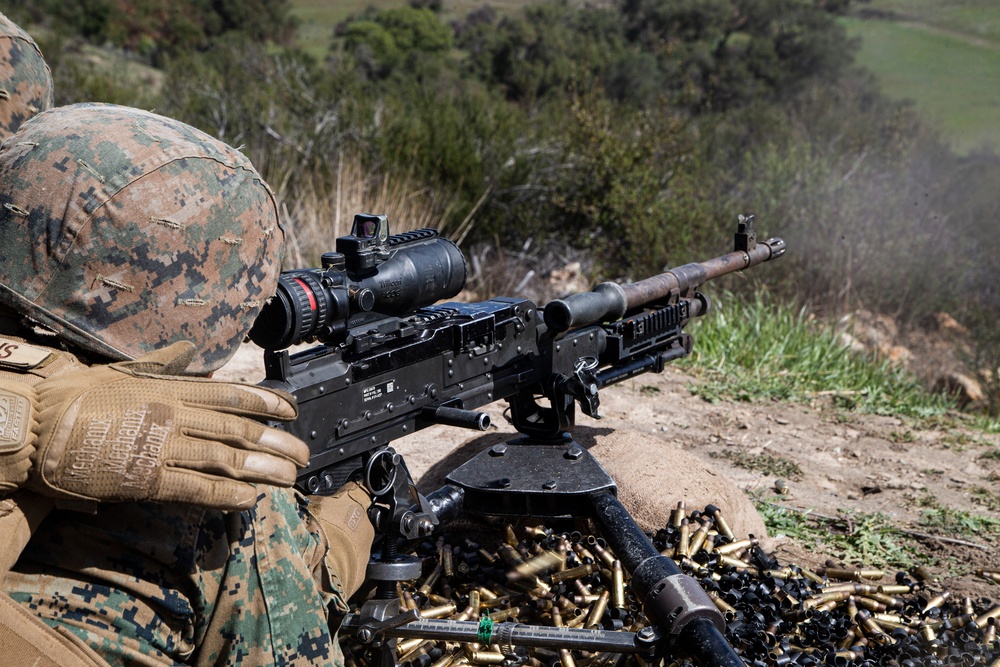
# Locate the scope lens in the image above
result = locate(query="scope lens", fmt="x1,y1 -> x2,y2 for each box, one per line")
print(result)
248,271 -> 329,350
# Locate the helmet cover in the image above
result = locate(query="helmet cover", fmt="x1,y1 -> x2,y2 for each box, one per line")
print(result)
0,12 -> 53,141
0,103 -> 284,373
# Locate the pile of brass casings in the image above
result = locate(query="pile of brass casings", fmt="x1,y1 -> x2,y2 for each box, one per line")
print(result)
344,503 -> 1000,667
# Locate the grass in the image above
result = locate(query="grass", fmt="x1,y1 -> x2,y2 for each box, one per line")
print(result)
682,291 -> 954,419
851,0 -> 1000,44
278,150 -> 458,267
842,4 -> 1000,154
756,501 -> 925,569
919,505 -> 1000,541
709,450 -> 804,481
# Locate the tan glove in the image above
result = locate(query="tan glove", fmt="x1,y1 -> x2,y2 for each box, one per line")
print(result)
0,341 -> 309,510
311,482 -> 375,598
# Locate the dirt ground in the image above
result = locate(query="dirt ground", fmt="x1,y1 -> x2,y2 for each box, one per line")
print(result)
219,341 -> 1000,604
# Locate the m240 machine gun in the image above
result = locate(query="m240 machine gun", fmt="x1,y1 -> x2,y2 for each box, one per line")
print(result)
249,213 -> 786,667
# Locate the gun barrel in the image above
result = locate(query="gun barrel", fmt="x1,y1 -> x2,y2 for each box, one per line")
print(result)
544,236 -> 784,333
620,236 -> 785,309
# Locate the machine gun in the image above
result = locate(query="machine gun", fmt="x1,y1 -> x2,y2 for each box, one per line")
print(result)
249,213 -> 785,667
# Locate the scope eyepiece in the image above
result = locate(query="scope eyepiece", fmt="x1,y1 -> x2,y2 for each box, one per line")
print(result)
248,216 -> 467,350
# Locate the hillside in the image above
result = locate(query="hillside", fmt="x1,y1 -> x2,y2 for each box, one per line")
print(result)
843,0 -> 1000,153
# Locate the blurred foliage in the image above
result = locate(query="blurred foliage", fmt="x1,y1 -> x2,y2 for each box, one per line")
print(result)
4,0 -> 1000,412
9,0 -> 296,64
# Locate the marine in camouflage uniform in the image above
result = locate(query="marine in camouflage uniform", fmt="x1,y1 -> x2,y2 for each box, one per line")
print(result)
0,103 -> 374,666
0,12 -> 53,140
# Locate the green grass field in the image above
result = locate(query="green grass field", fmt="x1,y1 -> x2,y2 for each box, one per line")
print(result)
843,1 -> 1000,154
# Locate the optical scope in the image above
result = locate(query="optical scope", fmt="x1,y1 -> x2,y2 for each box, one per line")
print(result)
248,214 -> 467,350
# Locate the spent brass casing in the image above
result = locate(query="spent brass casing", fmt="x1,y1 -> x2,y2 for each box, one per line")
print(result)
797,566 -> 825,585
983,620 -> 997,644
804,590 -> 853,608
862,592 -> 904,609
912,565 -> 936,582
943,613 -> 974,631
510,550 -> 564,581
571,579 -> 591,598
559,649 -> 576,667
480,596 -> 512,610
469,651 -> 505,665
584,590 -> 610,629
974,604 -> 1000,628
963,596 -> 975,617
477,587 -> 498,601
525,525 -> 548,539
589,540 -> 616,569
709,592 -> 738,620
497,544 -> 525,568
419,564 -> 442,595
441,544 -> 455,577
431,654 -> 457,667
873,613 -> 914,631
707,506 -> 735,540
489,606 -> 521,622
718,555 -> 759,573
397,636 -> 427,653
814,600 -> 838,613
551,563 -> 600,583
671,501 -> 687,529
714,538 -> 758,555
876,585 -> 913,595
573,544 -> 598,564
421,603 -> 458,619
921,591 -> 950,614
854,597 -> 887,613
676,519 -> 691,558
822,568 -> 885,582
837,627 -> 859,650
687,520 -> 711,557
679,557 -> 710,577
552,606 -> 564,628
856,610 -> 894,645
611,560 -> 625,609
504,524 -> 518,548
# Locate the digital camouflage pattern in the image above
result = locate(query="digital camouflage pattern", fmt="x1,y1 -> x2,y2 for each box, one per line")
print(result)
0,103 -> 284,374
8,480 -> 348,666
0,12 -> 52,141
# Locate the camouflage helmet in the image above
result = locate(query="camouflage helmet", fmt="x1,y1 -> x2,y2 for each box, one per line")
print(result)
0,103 -> 284,374
0,12 -> 53,141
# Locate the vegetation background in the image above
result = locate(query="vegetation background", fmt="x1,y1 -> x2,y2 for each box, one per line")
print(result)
4,0 -> 1000,415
